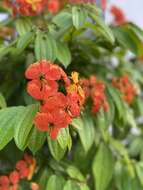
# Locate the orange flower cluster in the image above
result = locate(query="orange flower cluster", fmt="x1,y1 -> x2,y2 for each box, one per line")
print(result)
0,154 -> 38,190
4,0 -> 105,16
110,5 -> 126,25
25,60 -> 85,139
80,76 -> 109,113
4,0 -> 60,16
112,75 -> 137,104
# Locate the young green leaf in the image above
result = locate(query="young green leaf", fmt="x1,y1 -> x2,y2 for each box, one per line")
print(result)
28,127 -> 46,154
135,162 -> 143,186
14,104 -> 38,150
52,11 -> 72,29
89,13 -> 115,44
92,143 -> 114,190
78,113 -> 95,152
72,7 -> 87,29
57,128 -> 72,150
47,136 -> 66,161
0,106 -> 23,150
17,31 -> 34,53
107,85 -> 126,120
113,25 -> 143,56
63,180 -> 80,190
35,31 -> 57,61
16,18 -> 32,36
80,184 -> 90,190
46,175 -> 65,190
66,165 -> 85,181
56,42 -> 71,68
37,168 -> 53,190
72,113 -> 95,152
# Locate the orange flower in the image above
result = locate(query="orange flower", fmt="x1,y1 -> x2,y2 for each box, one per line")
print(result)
25,61 -> 84,139
47,0 -> 60,14
9,171 -> 19,185
112,75 -> 137,104
110,5 -> 126,25
6,0 -> 47,16
80,75 -> 109,113
31,183 -> 39,190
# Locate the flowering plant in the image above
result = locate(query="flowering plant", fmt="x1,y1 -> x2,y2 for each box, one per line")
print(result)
0,0 -> 143,190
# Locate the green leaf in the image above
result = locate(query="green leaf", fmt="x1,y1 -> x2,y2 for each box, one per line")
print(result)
63,180 -> 80,190
47,136 -> 66,161
110,138 -> 135,178
16,18 -> 32,36
85,4 -> 102,16
28,127 -> 46,154
0,46 -> 13,59
56,42 -> 71,68
77,113 -> 95,152
128,23 -> 143,42
72,7 -> 87,29
96,110 -> 107,129
14,104 -> 38,150
57,128 -> 72,150
35,31 -> 57,61
134,97 -> 143,116
71,117 -> 83,130
0,93 -> 7,108
107,85 -> 126,120
126,107 -> 137,128
46,175 -> 65,190
92,143 -> 114,190
110,138 -> 128,158
17,31 -> 34,53
95,110 -> 109,142
66,165 -> 85,181
52,11 -> 72,29
113,25 -> 143,56
104,97 -> 115,127
129,137 -> 143,157
0,106 -> 23,150
37,168 -> 53,190
79,184 -> 90,190
116,165 -> 142,190
110,138 -> 134,177
136,162 -> 143,186
89,13 -> 115,44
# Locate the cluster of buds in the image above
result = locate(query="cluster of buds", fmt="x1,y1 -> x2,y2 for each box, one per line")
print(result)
4,0 -> 60,16
80,76 -> 109,113
110,5 -> 126,25
112,75 -> 137,104
25,60 -> 85,139
0,154 -> 38,190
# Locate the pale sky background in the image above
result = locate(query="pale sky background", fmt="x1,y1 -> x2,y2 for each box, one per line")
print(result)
107,0 -> 143,27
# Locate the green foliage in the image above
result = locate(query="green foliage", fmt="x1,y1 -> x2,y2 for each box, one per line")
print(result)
0,93 -> 7,108
47,136 -> 66,161
0,3 -> 143,190
92,143 -> 115,190
73,113 -> 95,152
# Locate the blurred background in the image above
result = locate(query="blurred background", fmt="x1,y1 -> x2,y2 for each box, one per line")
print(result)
106,0 -> 143,27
